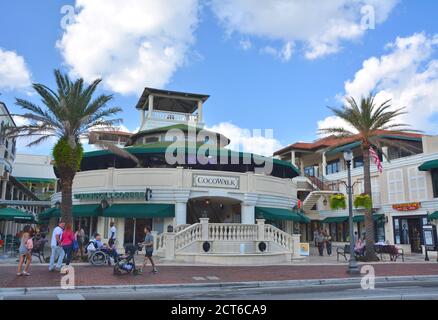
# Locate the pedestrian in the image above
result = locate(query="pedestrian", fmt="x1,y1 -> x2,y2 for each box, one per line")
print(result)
49,221 -> 65,272
139,226 -> 158,274
109,221 -> 117,245
75,224 -> 85,258
315,229 -> 325,256
324,229 -> 332,256
60,223 -> 76,267
313,228 -> 319,246
17,225 -> 33,276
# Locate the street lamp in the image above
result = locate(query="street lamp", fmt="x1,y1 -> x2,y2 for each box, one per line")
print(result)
343,150 -> 360,275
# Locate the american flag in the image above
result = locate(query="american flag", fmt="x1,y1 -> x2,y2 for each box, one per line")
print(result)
369,146 -> 383,173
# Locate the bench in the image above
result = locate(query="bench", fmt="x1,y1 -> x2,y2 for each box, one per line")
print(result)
336,244 -> 356,261
375,245 -> 404,262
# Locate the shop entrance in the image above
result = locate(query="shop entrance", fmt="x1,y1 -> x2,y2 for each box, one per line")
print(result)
187,197 -> 241,224
124,218 -> 152,245
393,216 -> 426,253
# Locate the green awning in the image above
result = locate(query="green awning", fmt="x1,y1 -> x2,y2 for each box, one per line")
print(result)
15,177 -> 57,184
353,214 -> 385,223
38,204 -> 102,221
255,207 -> 305,222
428,211 -> 438,221
322,216 -> 348,223
297,212 -> 311,223
419,160 -> 438,171
103,204 -> 175,218
0,208 -> 35,223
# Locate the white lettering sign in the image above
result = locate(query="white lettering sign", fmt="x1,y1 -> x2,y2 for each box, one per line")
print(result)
193,175 -> 240,189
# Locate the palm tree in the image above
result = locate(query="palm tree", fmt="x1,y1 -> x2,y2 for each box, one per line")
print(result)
9,70 -> 139,224
320,94 -> 420,261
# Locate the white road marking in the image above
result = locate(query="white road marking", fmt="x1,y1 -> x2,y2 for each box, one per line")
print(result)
57,293 -> 85,300
206,276 -> 220,280
193,277 -> 206,281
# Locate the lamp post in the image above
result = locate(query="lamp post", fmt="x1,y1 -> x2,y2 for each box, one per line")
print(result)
343,150 -> 360,275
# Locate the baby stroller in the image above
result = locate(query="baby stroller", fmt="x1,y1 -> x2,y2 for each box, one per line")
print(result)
113,244 -> 140,275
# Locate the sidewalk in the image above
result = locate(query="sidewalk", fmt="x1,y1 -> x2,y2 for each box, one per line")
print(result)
1,261 -> 438,290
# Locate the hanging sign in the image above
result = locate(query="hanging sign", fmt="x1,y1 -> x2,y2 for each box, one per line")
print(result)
392,202 -> 421,212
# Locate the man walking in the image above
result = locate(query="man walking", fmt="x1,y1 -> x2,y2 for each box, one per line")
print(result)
315,229 -> 325,257
49,221 -> 65,272
109,221 -> 117,244
139,226 -> 158,274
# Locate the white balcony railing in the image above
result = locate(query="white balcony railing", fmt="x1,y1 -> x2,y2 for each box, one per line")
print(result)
152,110 -> 199,123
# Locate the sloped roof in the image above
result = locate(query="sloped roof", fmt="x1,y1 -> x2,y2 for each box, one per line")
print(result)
274,130 -> 423,156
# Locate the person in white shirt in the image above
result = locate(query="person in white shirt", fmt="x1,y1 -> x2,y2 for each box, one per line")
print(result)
49,221 -> 66,271
109,221 -> 117,243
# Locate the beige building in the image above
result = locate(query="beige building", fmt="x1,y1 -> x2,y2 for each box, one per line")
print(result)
275,131 -> 438,255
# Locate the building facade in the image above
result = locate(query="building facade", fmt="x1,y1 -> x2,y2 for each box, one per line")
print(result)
275,132 -> 438,254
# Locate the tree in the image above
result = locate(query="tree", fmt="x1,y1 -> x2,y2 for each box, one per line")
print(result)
320,94 -> 420,261
10,70 -> 139,224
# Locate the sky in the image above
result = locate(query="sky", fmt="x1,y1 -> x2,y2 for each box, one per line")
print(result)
0,0 -> 437,157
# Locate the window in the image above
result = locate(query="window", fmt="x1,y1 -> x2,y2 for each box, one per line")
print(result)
431,169 -> 438,198
358,177 -> 380,206
353,156 -> 364,168
408,167 -> 427,201
387,169 -> 404,203
144,136 -> 159,144
304,166 -> 315,177
326,160 -> 340,175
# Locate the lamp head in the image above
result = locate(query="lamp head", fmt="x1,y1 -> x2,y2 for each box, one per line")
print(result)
343,150 -> 353,162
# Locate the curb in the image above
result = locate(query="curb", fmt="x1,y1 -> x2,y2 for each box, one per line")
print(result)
2,274 -> 438,296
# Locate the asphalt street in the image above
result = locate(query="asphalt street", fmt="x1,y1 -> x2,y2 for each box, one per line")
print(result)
2,279 -> 438,300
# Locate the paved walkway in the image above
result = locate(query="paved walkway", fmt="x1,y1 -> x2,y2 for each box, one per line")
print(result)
1,261 -> 438,289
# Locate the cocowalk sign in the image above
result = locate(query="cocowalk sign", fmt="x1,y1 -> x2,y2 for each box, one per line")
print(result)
192,174 -> 240,189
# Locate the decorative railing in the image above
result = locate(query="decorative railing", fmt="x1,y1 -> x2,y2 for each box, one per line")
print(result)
152,111 -> 198,123
264,224 -> 295,252
174,224 -> 191,233
174,223 -> 202,251
208,224 -> 258,241
156,224 -> 190,252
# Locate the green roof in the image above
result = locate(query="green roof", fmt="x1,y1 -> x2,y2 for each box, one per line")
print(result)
83,143 -> 300,176
15,177 -> 57,184
103,203 -> 175,218
428,211 -> 438,221
256,207 -> 307,223
0,208 -> 35,223
322,216 -> 348,223
326,142 -> 361,156
419,160 -> 438,171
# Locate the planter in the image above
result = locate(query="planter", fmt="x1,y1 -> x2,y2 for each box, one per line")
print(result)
354,194 -> 372,209
329,194 -> 346,210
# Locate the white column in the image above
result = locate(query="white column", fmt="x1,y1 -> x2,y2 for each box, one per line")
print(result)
200,218 -> 209,241
148,94 -> 154,119
1,180 -> 6,200
241,204 -> 255,224
256,219 -> 265,241
165,232 -> 175,260
291,151 -> 296,166
322,152 -> 327,177
116,218 -> 125,251
197,100 -> 203,123
292,234 -> 301,258
10,186 -> 15,200
175,202 -> 187,226
382,146 -> 389,162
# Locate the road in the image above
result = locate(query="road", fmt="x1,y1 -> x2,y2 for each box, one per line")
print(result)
2,279 -> 438,300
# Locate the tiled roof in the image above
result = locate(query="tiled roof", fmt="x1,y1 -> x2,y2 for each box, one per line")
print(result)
274,130 -> 423,156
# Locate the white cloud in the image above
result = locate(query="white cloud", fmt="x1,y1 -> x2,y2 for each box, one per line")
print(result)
318,33 -> 438,133
210,0 -> 398,60
0,48 -> 32,91
239,39 -> 252,51
260,42 -> 294,61
57,0 -> 200,95
207,122 -> 282,157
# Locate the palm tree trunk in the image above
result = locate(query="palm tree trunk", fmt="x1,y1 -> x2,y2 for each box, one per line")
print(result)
60,169 -> 75,225
362,142 -> 378,261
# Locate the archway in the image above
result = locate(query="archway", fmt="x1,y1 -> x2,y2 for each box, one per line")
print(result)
187,197 -> 242,224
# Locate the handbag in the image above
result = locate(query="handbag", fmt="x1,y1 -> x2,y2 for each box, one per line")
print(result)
73,239 -> 79,251
25,238 -> 33,250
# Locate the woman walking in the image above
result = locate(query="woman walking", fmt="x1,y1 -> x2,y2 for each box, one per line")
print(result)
60,223 -> 76,268
17,225 -> 34,276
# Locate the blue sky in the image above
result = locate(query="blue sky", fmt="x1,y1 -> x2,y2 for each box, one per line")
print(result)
0,0 -> 437,156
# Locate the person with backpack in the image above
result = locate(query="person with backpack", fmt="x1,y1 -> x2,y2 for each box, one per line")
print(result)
17,225 -> 34,276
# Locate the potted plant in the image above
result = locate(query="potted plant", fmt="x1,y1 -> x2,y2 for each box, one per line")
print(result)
354,194 -> 372,209
329,194 -> 346,210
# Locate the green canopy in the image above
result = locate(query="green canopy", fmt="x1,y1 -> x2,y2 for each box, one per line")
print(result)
103,204 -> 175,218
322,216 -> 348,224
255,207 -> 306,223
0,208 -> 35,223
419,160 -> 438,171
353,214 -> 385,223
38,204 -> 102,221
428,211 -> 438,221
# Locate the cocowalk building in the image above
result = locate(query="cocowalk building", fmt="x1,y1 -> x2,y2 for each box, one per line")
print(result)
42,88 -> 306,264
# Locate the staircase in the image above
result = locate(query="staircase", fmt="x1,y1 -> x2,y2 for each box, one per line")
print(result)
301,175 -> 340,213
